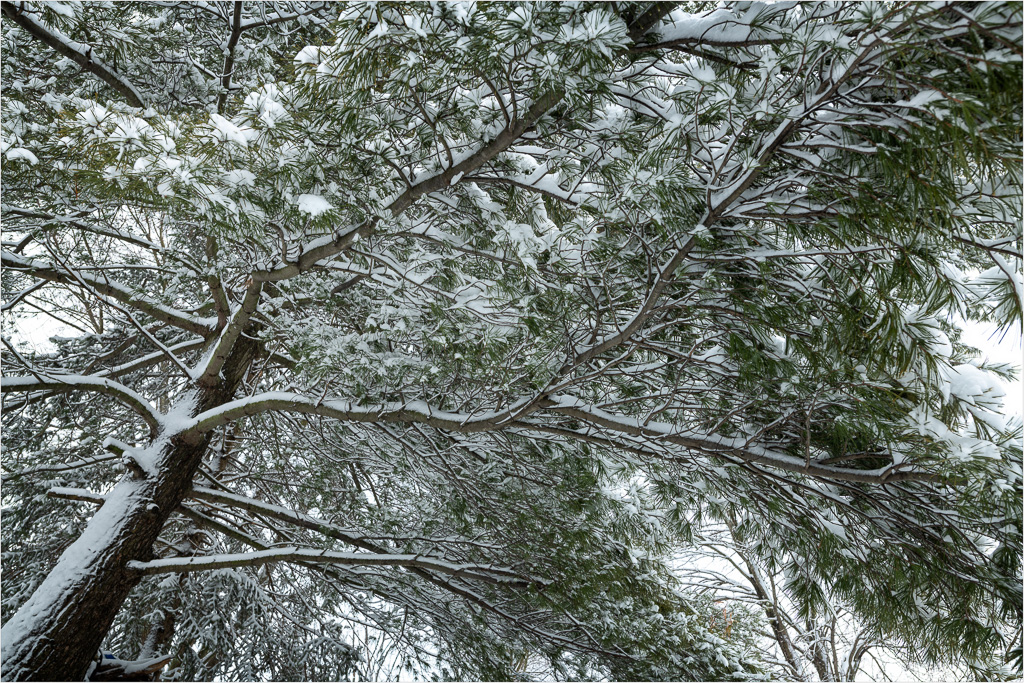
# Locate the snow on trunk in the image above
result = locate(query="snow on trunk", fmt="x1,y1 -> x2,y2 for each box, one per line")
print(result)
0,339 -> 259,680
1,474 -> 172,680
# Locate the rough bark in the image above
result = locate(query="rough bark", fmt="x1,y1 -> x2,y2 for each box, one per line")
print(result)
0,338 -> 258,681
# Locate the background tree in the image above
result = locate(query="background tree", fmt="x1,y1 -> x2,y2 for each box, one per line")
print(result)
2,2 -> 1021,681
674,509 -> 1024,682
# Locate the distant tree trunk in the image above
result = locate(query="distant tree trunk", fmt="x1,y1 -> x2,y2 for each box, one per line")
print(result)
0,339 -> 257,681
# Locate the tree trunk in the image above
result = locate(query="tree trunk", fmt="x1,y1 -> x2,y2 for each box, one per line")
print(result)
0,340 -> 257,681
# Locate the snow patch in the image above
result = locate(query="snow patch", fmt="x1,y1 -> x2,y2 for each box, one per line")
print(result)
296,194 -> 334,216
207,113 -> 250,147
5,148 -> 38,164
943,364 -> 1005,406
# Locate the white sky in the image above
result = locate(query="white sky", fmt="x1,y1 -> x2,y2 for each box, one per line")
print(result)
959,320 -> 1023,419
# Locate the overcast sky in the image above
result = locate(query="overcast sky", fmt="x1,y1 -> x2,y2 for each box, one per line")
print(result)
959,320 -> 1023,419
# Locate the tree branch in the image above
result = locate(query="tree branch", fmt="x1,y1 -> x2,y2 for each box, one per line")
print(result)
544,399 -> 939,484
1,374 -> 161,436
127,547 -> 543,587
0,1 -> 146,108
216,1 -> 243,114
173,390 -> 940,485
197,279 -> 261,386
189,486 -> 381,553
253,90 -> 564,283
46,487 -> 106,505
2,251 -> 215,337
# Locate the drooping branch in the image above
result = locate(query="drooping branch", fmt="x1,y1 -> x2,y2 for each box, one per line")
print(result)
0,1 -> 146,108
0,338 -> 205,417
178,498 -> 616,659
2,454 -> 118,482
2,206 -> 199,272
40,245 -> 197,380
0,280 -> 46,312
177,503 -> 271,552
2,251 -> 216,337
188,486 -> 382,553
190,485 -> 504,553
97,339 -> 207,380
543,399 -> 938,484
1,374 -> 161,435
174,390 -> 940,484
127,547 -> 543,587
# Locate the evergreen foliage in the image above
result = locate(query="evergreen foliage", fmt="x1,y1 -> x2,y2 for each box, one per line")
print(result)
1,2 -> 1021,680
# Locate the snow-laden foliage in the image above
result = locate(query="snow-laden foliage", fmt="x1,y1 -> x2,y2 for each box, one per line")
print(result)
1,2 -> 1021,680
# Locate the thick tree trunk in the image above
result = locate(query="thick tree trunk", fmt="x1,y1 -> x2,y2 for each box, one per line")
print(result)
0,340 -> 257,681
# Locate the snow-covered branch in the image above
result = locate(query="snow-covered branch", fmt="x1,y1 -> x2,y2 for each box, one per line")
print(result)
127,547 -> 543,587
1,374 -> 161,435
196,280 -> 262,386
0,1 -> 146,107
1,251 -> 216,337
3,2 -> 1020,679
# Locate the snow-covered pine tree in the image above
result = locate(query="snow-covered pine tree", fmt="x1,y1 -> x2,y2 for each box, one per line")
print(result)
676,512 -> 1023,681
2,2 -> 1021,680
